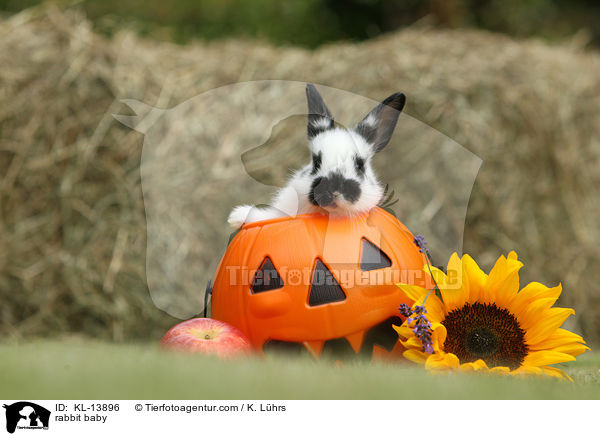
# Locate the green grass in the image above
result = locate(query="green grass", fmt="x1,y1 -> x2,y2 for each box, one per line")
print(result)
0,341 -> 598,399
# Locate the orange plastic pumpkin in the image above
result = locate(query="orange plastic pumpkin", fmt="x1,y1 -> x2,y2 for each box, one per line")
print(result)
211,207 -> 430,359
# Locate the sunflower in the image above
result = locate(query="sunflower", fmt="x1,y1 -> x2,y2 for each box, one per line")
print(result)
394,251 -> 589,380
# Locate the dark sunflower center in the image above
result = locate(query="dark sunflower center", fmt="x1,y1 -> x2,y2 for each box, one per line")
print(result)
442,302 -> 528,370
466,328 -> 498,357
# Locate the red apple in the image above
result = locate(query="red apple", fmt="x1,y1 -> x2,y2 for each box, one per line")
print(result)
160,318 -> 252,358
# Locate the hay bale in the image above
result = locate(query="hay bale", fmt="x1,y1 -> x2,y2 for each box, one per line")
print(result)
1,6 -> 598,342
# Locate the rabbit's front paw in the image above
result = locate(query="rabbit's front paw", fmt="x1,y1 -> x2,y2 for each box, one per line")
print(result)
227,205 -> 253,228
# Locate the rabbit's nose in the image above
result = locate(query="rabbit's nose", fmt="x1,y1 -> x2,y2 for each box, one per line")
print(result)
309,176 -> 335,207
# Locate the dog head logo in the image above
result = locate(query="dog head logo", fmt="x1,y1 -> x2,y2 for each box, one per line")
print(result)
3,402 -> 50,434
112,80 -> 481,319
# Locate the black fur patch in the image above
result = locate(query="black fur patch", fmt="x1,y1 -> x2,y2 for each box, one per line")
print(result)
309,176 -> 333,207
354,155 -> 366,177
311,152 -> 322,175
308,173 -> 361,205
327,172 -> 344,192
342,179 -> 361,203
306,84 -> 335,139
307,117 -> 334,139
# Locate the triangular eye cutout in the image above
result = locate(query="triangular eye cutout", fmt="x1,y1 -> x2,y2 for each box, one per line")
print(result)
360,238 -> 392,271
309,259 -> 346,306
251,257 -> 284,293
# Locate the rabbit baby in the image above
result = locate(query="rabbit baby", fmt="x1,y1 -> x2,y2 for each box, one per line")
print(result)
228,84 -> 405,228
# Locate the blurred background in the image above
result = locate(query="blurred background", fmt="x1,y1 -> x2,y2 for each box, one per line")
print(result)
2,0 -> 600,48
0,1 -> 599,344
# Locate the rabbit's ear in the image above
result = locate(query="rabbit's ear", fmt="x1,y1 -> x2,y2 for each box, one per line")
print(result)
306,84 -> 334,139
355,93 -> 406,153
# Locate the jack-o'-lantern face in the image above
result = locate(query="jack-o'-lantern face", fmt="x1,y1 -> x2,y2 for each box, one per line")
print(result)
211,207 -> 430,359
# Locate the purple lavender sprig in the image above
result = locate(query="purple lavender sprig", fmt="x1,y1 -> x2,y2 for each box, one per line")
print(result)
398,303 -> 413,318
413,235 -> 430,254
398,303 -> 434,354
412,234 -> 438,305
398,234 -> 437,354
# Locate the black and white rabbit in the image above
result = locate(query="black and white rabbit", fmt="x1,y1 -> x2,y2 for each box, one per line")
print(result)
227,84 -> 406,228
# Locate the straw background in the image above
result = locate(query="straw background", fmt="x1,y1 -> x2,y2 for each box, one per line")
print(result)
1,7 -> 599,343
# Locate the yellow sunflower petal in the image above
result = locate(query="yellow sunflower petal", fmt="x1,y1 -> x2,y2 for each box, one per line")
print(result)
490,366 -> 511,375
459,359 -> 489,372
523,350 -> 576,367
477,256 -> 505,303
462,254 -> 487,303
425,352 -> 460,371
396,283 -> 429,303
524,307 -> 575,344
425,294 -> 446,322
517,297 -> 561,330
483,254 -> 523,305
482,254 -> 508,303
411,293 -> 445,323
490,269 -> 521,310
511,365 -> 543,376
541,366 -> 573,381
401,336 -> 423,350
431,322 -> 448,352
392,324 -> 413,340
509,282 -> 562,319
458,256 -> 471,306
403,349 -> 428,364
546,342 -> 590,357
507,251 -> 518,261
425,264 -> 448,291
440,253 -> 470,311
529,328 -> 586,349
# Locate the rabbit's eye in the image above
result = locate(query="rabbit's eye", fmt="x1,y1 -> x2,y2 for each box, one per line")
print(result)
354,156 -> 366,175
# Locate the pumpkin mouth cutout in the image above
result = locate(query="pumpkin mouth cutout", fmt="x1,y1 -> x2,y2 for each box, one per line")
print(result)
262,316 -> 403,359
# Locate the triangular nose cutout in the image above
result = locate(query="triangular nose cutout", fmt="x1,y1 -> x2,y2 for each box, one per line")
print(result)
360,238 -> 392,271
251,257 -> 284,293
309,259 -> 346,306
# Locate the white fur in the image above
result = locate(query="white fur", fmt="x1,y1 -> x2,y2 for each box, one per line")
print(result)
311,118 -> 332,129
307,128 -> 384,216
227,126 -> 386,228
363,113 -> 378,127
227,85 -> 405,228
